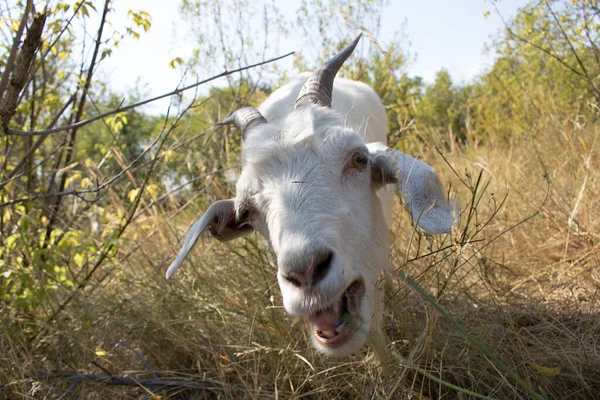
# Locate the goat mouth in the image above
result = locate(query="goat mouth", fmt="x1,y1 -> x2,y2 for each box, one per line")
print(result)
309,279 -> 365,347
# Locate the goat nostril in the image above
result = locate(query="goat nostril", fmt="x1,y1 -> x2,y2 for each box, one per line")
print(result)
280,248 -> 334,288
310,250 -> 334,285
283,272 -> 304,287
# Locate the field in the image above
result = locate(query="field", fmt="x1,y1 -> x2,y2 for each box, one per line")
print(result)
2,119 -> 598,399
1,0 -> 599,398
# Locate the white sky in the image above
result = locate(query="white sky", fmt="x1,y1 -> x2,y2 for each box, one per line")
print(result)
94,0 -> 528,114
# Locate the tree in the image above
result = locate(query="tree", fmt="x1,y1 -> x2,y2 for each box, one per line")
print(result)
0,0 -> 156,319
473,0 -> 599,141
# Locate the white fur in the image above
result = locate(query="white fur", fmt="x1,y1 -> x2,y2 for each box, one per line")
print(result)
259,74 -> 395,227
259,73 -> 388,143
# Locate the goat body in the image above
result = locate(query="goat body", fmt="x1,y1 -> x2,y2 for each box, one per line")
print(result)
166,35 -> 456,360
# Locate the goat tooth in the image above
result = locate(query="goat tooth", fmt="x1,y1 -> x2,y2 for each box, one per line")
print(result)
319,329 -> 337,339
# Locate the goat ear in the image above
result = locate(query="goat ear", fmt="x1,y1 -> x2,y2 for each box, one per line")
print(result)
370,151 -> 399,188
367,143 -> 457,235
166,199 -> 254,279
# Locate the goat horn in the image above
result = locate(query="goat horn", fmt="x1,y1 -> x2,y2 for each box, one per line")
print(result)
294,33 -> 362,109
218,107 -> 267,139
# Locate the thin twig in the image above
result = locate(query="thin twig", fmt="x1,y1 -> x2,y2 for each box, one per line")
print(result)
56,381 -> 78,400
54,373 -> 224,390
116,339 -> 158,379
4,51 -> 295,136
132,172 -> 216,221
90,360 -> 113,377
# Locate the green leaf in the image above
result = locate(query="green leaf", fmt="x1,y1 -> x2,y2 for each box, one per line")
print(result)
532,363 -> 561,377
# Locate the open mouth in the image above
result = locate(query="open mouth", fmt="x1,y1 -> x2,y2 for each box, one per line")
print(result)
309,279 -> 365,347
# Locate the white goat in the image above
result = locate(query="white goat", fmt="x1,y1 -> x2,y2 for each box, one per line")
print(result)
166,34 -> 456,360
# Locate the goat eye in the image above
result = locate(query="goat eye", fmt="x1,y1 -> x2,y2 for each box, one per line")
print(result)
238,206 -> 251,221
237,204 -> 257,221
351,152 -> 368,169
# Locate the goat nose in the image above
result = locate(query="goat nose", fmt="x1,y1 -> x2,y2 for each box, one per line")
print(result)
280,248 -> 334,288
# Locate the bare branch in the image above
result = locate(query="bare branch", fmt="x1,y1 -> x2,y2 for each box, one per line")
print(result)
0,10 -> 46,128
16,1 -> 84,106
4,51 -> 295,137
116,339 -> 158,379
0,0 -> 31,101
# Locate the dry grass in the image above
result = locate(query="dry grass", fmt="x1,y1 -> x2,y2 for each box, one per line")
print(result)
1,119 -> 599,399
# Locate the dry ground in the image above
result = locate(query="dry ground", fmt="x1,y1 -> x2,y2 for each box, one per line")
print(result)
1,122 -> 599,399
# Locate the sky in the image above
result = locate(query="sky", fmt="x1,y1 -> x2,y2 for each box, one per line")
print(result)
95,0 -> 529,114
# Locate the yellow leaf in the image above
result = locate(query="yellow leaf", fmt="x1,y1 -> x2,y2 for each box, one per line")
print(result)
10,18 -> 19,32
532,362 -> 561,377
81,177 -> 89,188
58,51 -> 69,59
146,184 -> 159,200
73,253 -> 85,268
128,188 -> 140,203
267,325 -> 278,334
168,57 -> 184,69
225,297 -> 247,311
95,350 -> 107,357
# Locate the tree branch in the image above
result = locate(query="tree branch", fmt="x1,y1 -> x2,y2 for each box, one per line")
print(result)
4,51 -> 295,137
0,0 -> 31,102
0,10 -> 46,128
16,1 -> 84,106
581,6 -> 600,74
